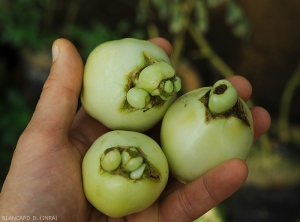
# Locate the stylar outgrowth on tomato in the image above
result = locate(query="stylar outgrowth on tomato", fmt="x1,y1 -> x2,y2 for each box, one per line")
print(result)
82,130 -> 169,218
81,38 -> 181,132
160,79 -> 254,184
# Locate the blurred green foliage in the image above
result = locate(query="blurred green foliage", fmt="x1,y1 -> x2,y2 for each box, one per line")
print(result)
0,0 -> 146,58
136,0 -> 249,38
0,0 -> 57,51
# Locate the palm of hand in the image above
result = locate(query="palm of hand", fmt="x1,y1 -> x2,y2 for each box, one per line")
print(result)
0,38 -> 270,222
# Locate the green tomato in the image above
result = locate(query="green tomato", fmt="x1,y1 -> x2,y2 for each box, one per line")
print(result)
81,38 -> 181,132
160,80 -> 254,184
82,130 -> 169,217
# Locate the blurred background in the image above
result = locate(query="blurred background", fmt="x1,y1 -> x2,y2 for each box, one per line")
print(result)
1,0 -> 300,221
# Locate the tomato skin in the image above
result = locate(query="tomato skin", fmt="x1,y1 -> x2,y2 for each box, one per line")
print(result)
161,85 -> 253,184
81,38 -> 178,132
82,130 -> 169,218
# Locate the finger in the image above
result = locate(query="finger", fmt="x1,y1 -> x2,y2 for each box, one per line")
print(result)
226,76 -> 271,141
251,106 -> 271,141
159,159 -> 248,222
148,37 -> 173,57
69,107 -> 110,158
26,38 -> 83,138
226,75 -> 252,101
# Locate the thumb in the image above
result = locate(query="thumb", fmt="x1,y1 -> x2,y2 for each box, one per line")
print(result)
26,39 -> 83,139
159,159 -> 248,221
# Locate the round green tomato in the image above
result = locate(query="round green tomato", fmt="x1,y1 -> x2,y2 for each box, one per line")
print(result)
161,80 -> 254,184
81,38 -> 181,132
82,130 -> 169,217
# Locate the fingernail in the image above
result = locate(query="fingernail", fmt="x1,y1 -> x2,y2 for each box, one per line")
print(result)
52,44 -> 59,62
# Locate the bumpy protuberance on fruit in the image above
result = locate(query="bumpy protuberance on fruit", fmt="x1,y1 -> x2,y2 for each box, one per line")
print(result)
100,147 -> 158,180
101,149 -> 122,172
208,79 -> 238,114
126,61 -> 182,109
173,77 -> 182,92
123,156 -> 143,172
130,164 -> 146,180
137,62 -> 175,93
127,87 -> 151,109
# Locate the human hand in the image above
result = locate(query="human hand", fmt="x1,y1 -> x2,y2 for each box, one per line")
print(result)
0,38 -> 271,222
